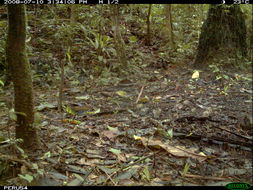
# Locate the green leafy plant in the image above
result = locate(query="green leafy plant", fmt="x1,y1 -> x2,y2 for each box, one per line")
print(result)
220,83 -> 231,96
209,64 -> 232,81
18,174 -> 34,183
182,162 -> 190,176
0,79 -> 4,87
64,105 -> 76,116
88,32 -> 111,52
209,64 -> 220,73
18,163 -> 45,185
87,32 -> 113,66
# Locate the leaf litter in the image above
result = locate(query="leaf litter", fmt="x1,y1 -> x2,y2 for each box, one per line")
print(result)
1,60 -> 252,186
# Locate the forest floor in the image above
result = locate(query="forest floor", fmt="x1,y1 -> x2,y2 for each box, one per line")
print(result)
0,52 -> 252,186
0,5 -> 252,187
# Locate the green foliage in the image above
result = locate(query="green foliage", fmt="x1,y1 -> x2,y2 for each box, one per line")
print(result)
141,166 -> 150,181
87,31 -> 114,66
241,4 -> 252,52
18,174 -> 34,183
109,148 -> 121,155
209,64 -> 233,81
14,4 -> 250,83
182,162 -> 190,176
18,162 -> 45,185
64,105 -> 76,116
0,79 -> 4,87
167,129 -> 173,139
8,108 -> 17,121
129,35 -> 137,43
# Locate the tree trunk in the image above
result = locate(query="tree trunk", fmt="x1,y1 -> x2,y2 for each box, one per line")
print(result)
6,5 -> 39,150
145,4 -> 152,46
194,5 -> 247,68
70,5 -> 77,24
111,5 -> 128,70
164,4 -> 174,48
251,5 -> 253,63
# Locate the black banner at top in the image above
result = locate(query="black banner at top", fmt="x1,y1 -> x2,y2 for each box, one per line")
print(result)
2,0 -> 252,5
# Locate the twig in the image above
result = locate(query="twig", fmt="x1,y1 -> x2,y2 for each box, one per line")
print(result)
183,173 -> 233,181
103,170 -> 117,186
135,85 -> 145,104
213,125 -> 252,141
58,58 -> 65,112
81,167 -> 96,185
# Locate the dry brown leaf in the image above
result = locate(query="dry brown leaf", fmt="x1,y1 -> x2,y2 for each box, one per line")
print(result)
102,130 -> 118,140
139,137 -> 206,161
117,154 -> 127,162
77,158 -> 101,166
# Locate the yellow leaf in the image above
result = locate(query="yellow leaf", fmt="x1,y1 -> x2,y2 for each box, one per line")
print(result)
133,135 -> 142,140
0,80 -> 4,86
116,91 -> 127,97
64,106 -> 76,115
86,108 -> 100,115
199,152 -> 206,156
186,132 -> 193,137
139,96 -> 149,103
192,70 -> 200,79
107,126 -> 118,132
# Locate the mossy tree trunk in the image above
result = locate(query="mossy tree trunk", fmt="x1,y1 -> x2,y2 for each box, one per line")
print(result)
194,5 -> 247,68
6,5 -> 39,150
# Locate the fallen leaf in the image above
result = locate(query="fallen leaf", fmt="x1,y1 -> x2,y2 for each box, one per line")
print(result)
67,178 -> 83,186
136,137 -> 207,161
139,96 -> 150,103
102,130 -> 118,140
116,91 -> 127,97
115,167 -> 139,181
64,106 -> 76,115
63,119 -> 81,125
192,70 -> 200,79
37,102 -> 57,111
97,166 -> 116,175
18,174 -> 33,183
86,108 -> 100,115
141,166 -> 150,181
109,148 -> 121,155
107,126 -> 119,133
77,159 -> 101,166
70,135 -> 79,141
118,179 -> 135,186
75,95 -> 90,100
